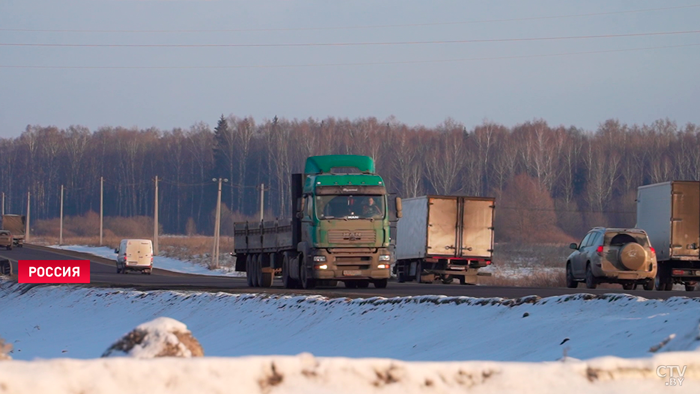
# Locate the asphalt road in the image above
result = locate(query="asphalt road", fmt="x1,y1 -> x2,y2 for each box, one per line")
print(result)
0,244 -> 696,300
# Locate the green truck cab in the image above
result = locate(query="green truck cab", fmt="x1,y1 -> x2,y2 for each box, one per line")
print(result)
234,155 -> 401,289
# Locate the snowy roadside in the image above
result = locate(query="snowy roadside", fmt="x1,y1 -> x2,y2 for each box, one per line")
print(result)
2,352 -> 698,394
1,282 -> 699,362
48,245 -> 243,277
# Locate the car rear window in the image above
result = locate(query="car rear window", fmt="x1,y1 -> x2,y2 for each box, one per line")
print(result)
606,232 -> 648,246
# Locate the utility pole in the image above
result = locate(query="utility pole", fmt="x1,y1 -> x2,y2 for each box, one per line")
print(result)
100,176 -> 104,245
59,185 -> 64,245
154,175 -> 159,256
25,192 -> 30,242
212,178 -> 228,269
259,183 -> 265,222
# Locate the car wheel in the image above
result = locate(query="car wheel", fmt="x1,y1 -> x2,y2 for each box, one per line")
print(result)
565,263 -> 578,288
643,280 -> 654,291
685,282 -> 697,292
585,264 -> 597,289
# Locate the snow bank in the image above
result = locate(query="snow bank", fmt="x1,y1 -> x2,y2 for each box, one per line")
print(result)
1,282 -> 700,362
102,317 -> 203,358
1,352 -> 699,394
49,245 -> 241,277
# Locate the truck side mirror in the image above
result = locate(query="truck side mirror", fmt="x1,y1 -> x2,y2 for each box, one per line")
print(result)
296,211 -> 304,219
395,197 -> 403,219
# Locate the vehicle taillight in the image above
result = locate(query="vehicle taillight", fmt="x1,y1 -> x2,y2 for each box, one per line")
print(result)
650,247 -> 656,255
596,246 -> 603,255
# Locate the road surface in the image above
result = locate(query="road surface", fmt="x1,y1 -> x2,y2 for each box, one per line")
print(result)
0,244 -> 695,299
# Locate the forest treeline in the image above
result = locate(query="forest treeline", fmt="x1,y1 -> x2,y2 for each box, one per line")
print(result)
0,116 -> 697,242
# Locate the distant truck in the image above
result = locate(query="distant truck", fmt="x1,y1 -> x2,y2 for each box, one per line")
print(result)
394,195 -> 494,285
0,215 -> 25,248
637,181 -> 700,291
233,155 -> 401,289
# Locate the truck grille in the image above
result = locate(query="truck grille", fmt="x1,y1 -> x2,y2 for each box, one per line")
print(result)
328,230 -> 376,244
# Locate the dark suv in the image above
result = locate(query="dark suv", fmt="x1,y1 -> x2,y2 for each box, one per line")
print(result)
566,227 -> 657,290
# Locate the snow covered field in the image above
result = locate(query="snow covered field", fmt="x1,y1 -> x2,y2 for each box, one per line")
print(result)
2,352 -> 699,394
50,245 -> 241,277
2,282 -> 700,392
1,282 -> 699,362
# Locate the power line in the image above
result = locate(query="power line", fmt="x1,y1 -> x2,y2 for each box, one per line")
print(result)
2,4 -> 698,34
2,42 -> 698,70
2,30 -> 699,48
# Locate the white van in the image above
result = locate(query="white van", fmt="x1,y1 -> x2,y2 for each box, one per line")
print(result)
115,239 -> 154,275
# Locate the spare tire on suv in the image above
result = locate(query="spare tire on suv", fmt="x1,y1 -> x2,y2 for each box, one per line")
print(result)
618,242 -> 646,271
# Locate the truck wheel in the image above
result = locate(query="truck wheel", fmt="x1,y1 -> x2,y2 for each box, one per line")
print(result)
299,258 -> 315,290
416,261 -> 425,284
685,282 -> 697,292
256,255 -> 265,287
6,246 -> 11,251
282,255 -> 297,289
246,257 -> 254,287
397,270 -> 406,283
585,264 -> 597,289
566,263 -> 578,288
441,275 -> 454,285
116,265 -> 121,274
356,280 -> 370,288
373,279 -> 388,289
252,255 -> 261,287
655,268 -> 672,291
643,280 -> 654,291
622,282 -> 635,291
344,281 -> 358,289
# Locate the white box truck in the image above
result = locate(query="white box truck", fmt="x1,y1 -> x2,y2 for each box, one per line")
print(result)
394,195 -> 494,285
637,181 -> 700,291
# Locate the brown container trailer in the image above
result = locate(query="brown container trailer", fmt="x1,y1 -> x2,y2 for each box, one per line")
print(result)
636,181 -> 700,291
394,195 -> 495,285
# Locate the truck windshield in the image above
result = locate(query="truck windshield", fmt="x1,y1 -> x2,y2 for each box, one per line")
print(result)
315,195 -> 385,219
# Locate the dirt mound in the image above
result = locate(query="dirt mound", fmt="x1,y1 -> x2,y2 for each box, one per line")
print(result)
102,317 -> 203,358
0,336 -> 11,360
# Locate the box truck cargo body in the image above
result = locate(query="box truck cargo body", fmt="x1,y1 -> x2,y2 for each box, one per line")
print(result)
394,195 -> 494,285
637,181 -> 700,291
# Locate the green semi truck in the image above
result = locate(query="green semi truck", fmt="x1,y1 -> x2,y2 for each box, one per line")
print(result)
234,155 -> 401,289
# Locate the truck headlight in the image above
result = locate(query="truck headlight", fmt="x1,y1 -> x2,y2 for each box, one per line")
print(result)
377,264 -> 390,269
313,256 -> 327,262
379,255 -> 391,261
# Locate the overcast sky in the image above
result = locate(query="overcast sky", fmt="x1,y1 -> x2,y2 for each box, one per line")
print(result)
1,0 -> 699,138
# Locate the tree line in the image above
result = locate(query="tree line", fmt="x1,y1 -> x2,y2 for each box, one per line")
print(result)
0,115 -> 697,242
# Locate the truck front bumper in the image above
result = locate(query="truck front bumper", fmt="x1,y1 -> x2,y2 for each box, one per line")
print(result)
310,248 -> 392,280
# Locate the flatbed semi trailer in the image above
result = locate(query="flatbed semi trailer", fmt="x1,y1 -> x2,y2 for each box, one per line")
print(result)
234,155 -> 402,289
